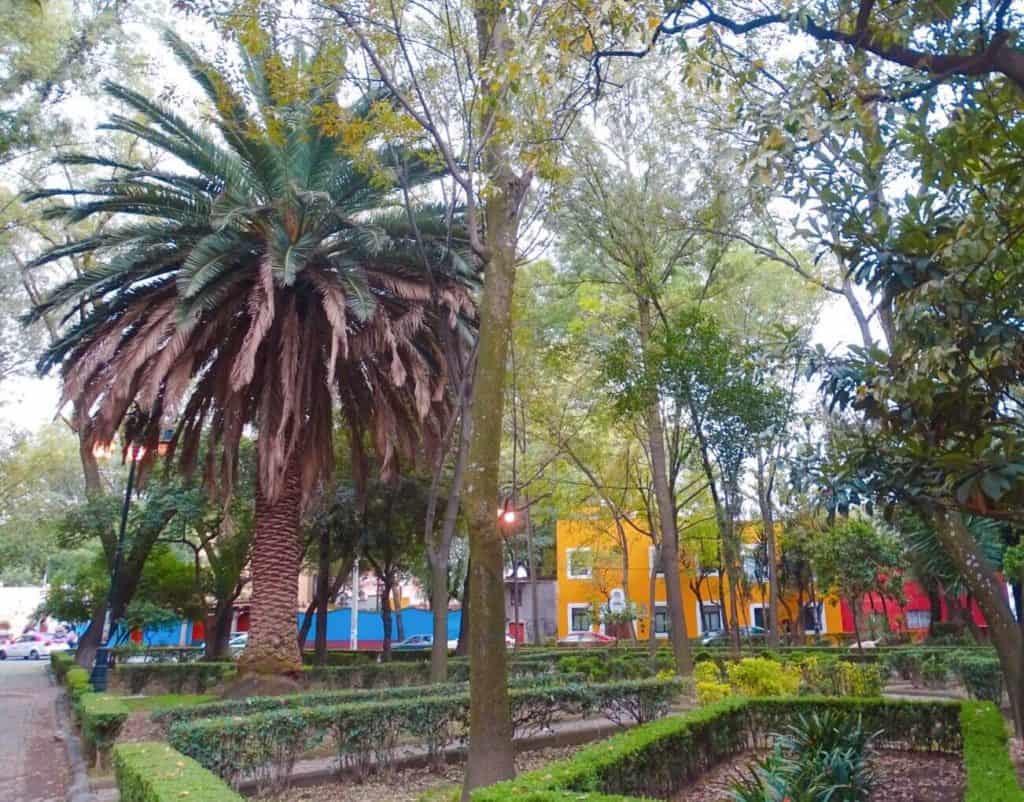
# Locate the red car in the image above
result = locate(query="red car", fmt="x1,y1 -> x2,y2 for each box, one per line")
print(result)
557,631 -> 617,647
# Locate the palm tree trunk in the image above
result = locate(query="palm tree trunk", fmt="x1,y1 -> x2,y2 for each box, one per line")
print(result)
238,458 -> 303,676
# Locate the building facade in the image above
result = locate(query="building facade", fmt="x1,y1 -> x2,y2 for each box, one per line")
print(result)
555,517 -> 845,641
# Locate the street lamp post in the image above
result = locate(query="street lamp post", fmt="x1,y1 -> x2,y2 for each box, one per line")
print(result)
89,429 -> 174,692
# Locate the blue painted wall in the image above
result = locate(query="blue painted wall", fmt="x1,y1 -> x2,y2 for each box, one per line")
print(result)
297,608 -> 462,643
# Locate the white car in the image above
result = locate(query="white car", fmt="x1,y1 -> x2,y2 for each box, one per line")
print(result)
0,633 -> 69,660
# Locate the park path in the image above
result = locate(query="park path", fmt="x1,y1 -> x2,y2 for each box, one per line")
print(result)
0,660 -> 70,802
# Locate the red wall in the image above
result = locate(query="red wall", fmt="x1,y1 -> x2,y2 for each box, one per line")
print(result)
839,579 -> 988,638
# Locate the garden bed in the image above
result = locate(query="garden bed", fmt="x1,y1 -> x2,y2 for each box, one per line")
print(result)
268,745 -> 583,802
674,749 -> 965,802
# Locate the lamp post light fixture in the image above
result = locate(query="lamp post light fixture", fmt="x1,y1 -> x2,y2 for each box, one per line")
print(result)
497,496 -> 517,527
89,427 -> 174,692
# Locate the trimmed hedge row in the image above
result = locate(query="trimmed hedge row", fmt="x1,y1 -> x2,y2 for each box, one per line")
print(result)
114,742 -> 244,802
51,650 -> 76,682
151,672 -> 586,728
113,662 -> 236,694
472,697 -> 1016,802
77,692 -> 130,769
168,677 -> 685,791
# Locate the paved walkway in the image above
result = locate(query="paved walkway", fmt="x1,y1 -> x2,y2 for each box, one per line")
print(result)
0,659 -> 70,802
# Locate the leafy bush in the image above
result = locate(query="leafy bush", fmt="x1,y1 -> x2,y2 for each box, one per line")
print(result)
51,650 -> 75,682
77,693 -> 130,769
726,658 -> 801,697
114,662 -> 236,694
67,667 -> 92,703
730,712 -> 877,802
798,657 -> 884,698
920,654 -> 949,687
169,677 -> 683,790
956,655 -> 1003,704
114,742 -> 243,802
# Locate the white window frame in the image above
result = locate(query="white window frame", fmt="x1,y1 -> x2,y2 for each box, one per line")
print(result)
568,603 -> 593,633
566,548 -> 593,580
749,603 -> 767,630
652,602 -> 669,638
803,601 -> 826,634
905,610 -> 931,630
696,601 -> 724,634
741,543 -> 762,581
648,545 -> 664,577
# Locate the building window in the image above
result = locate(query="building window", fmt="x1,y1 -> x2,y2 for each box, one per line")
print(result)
649,546 -> 664,577
699,603 -> 723,633
653,604 -> 669,635
566,548 -> 592,579
751,605 -> 766,630
906,610 -> 931,630
742,544 -> 767,582
569,604 -> 592,632
803,602 -> 824,633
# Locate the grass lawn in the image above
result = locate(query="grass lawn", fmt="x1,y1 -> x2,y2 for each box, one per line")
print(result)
120,693 -> 217,712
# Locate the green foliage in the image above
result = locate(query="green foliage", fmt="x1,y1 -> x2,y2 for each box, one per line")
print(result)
955,655 -> 1004,704
726,658 -> 801,698
77,693 -> 130,768
168,678 -> 683,790
51,650 -> 75,682
67,667 -> 92,703
960,702 -> 1024,802
797,657 -> 884,698
811,518 -> 904,634
114,663 -> 235,695
730,712 -> 876,802
113,742 -> 244,802
920,654 -> 949,686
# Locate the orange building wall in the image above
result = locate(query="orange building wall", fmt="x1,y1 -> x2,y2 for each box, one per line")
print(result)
555,518 -> 844,640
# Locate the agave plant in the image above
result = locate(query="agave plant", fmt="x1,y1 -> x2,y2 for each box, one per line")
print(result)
26,31 -> 476,674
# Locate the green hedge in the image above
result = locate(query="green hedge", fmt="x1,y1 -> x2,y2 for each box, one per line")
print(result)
51,650 -> 75,682
151,672 -> 586,728
472,697 -> 1016,802
114,742 -> 244,802
168,677 -> 684,791
113,662 -> 236,694
67,667 -> 92,703
77,692 -> 130,769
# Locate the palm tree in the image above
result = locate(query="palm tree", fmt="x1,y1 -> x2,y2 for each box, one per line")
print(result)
26,32 -> 475,675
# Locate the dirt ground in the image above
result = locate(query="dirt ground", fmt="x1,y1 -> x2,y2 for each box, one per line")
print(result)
675,749 -> 965,802
268,746 -> 582,802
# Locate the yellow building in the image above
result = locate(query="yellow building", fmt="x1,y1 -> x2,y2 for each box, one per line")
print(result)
555,517 -> 844,641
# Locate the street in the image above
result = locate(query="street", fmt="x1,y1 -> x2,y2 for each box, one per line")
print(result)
0,660 -> 70,802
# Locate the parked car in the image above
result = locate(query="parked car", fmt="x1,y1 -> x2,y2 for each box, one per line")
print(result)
228,632 -> 248,656
393,634 -> 459,651
0,633 -> 70,660
699,625 -> 767,646
556,631 -> 618,647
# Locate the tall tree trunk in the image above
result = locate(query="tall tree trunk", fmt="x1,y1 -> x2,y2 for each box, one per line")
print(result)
393,584 -> 406,642
931,508 -> 1024,734
298,596 -> 316,651
636,295 -> 692,676
238,459 -> 303,676
74,604 -> 107,669
850,597 -> 863,649
205,600 -> 234,661
525,496 -> 541,646
381,574 -> 394,661
462,68 -> 520,795
429,413 -> 469,681
756,457 -> 780,648
456,559 -> 471,657
315,528 -> 330,665
648,554 -> 659,657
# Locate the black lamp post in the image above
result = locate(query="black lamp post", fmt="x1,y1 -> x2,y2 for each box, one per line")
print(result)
89,429 -> 174,692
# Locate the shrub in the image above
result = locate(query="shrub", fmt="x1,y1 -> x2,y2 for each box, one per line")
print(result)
51,651 -> 75,683
114,662 -> 235,694
799,656 -> 883,697
77,693 -> 130,769
726,658 -> 800,697
168,678 -> 683,790
114,742 -> 243,802
67,667 -> 92,703
920,654 -> 949,687
956,655 -> 1003,704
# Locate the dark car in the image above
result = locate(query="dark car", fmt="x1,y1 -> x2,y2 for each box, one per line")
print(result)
699,625 -> 767,646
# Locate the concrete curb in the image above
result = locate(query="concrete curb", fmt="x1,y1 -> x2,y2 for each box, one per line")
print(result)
51,671 -> 94,802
